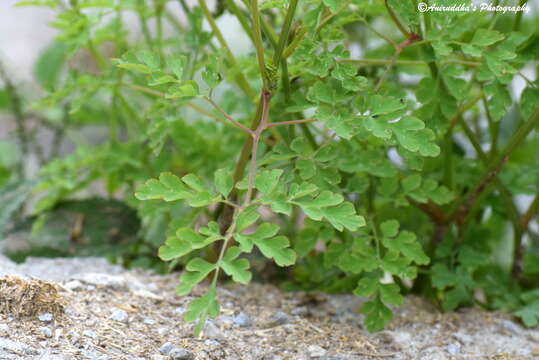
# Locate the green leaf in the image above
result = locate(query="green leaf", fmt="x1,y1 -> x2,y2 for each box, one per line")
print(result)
431,263 -> 457,289
520,87 -> 539,120
472,29 -> 504,47
382,230 -> 429,265
255,169 -> 283,194
368,95 -> 406,116
168,54 -> 188,79
138,52 -> 161,71
484,82 -> 511,122
314,203 -> 366,232
322,0 -> 339,12
361,297 -> 393,332
158,236 -> 191,261
184,287 -> 220,335
176,258 -> 217,295
158,227 -> 221,261
514,300 -> 539,327
379,283 -> 403,307
202,57 -> 221,88
402,174 -> 421,192
166,81 -> 199,99
295,190 -> 343,208
236,206 -> 260,233
181,174 -> 206,192
33,40 -> 68,90
288,182 -> 319,200
354,277 -> 379,297
135,172 -> 192,201
381,219 -> 399,238
254,235 -> 296,266
221,247 -> 252,284
236,222 -> 279,252
214,168 -> 233,198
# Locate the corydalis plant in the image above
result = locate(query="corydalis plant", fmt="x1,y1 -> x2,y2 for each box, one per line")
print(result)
131,0 -> 438,333
21,0 -> 539,334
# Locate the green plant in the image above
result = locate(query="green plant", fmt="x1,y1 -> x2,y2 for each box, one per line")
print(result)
10,0 -> 539,333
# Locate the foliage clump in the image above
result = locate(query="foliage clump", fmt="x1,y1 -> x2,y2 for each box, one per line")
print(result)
1,0 -> 539,332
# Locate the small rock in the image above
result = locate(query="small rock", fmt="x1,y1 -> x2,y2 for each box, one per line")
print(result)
150,355 -> 166,360
204,321 -> 225,340
498,319 -> 524,335
157,327 -> 169,337
446,343 -> 461,355
63,280 -> 84,291
307,345 -> 327,358
73,273 -> 127,290
67,330 -> 80,345
82,329 -> 98,340
143,318 -> 156,325
291,306 -> 309,316
204,339 -> 220,346
169,347 -> 194,360
0,324 -> 8,334
159,342 -> 174,355
233,311 -> 252,327
174,306 -> 186,315
133,289 -> 162,300
218,315 -> 234,325
109,308 -> 129,323
39,327 -> 53,338
271,311 -> 289,326
38,351 -> 70,360
38,313 -> 53,323
0,337 -> 39,355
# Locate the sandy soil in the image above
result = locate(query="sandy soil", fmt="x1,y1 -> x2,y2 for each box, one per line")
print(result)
1,256 -> 539,360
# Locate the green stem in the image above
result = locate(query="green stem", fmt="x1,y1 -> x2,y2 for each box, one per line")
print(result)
273,0 -> 298,65
452,105 -> 539,225
250,0 -> 267,88
384,0 -> 410,38
224,0 -> 255,42
198,0 -> 256,100
513,0 -> 528,30
0,61 -> 28,180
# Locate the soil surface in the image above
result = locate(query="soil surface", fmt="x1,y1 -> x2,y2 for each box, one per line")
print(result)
1,255 -> 538,360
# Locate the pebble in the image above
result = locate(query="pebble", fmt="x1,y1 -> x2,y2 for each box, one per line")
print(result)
0,324 -> 8,334
204,339 -> 220,346
38,313 -> 54,323
143,318 -> 156,325
291,306 -> 309,316
0,337 -> 39,355
307,345 -> 327,358
169,347 -> 194,360
204,321 -> 225,340
271,311 -> 289,326
38,351 -> 70,360
63,279 -> 85,291
67,330 -> 80,345
159,342 -> 174,355
174,306 -> 186,315
150,355 -> 167,360
39,326 -> 53,338
82,329 -> 98,340
73,273 -> 127,290
109,308 -> 129,323
446,343 -> 461,355
157,327 -> 169,337
233,311 -> 252,327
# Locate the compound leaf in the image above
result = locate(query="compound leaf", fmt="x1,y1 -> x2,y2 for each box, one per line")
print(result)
221,246 -> 252,284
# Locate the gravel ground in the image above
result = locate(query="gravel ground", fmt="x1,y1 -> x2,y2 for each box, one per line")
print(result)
1,254 -> 539,360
